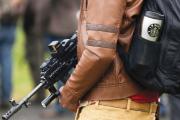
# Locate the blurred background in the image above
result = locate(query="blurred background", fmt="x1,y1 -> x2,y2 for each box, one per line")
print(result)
0,23 -> 75,120
0,0 -> 179,120
0,0 -> 79,119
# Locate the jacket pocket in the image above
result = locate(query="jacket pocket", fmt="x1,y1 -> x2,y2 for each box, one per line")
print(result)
128,37 -> 161,73
125,36 -> 162,89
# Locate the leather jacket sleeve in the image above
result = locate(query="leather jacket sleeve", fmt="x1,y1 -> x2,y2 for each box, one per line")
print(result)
61,0 -> 143,104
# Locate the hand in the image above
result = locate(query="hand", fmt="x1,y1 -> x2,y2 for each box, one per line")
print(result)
59,86 -> 79,112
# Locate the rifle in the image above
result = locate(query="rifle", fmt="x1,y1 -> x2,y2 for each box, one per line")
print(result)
2,34 -> 77,120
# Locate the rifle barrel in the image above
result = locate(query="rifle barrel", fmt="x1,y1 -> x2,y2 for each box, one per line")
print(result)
2,81 -> 45,120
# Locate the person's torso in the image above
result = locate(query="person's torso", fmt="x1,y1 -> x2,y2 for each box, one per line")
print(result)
158,0 -> 180,83
143,0 -> 180,92
78,0 -> 145,101
23,0 -> 51,35
48,0 -> 80,36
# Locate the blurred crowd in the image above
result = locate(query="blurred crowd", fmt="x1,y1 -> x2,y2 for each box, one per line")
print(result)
0,0 -> 180,120
0,0 -> 80,118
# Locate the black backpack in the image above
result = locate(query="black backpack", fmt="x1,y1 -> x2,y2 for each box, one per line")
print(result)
118,0 -> 180,94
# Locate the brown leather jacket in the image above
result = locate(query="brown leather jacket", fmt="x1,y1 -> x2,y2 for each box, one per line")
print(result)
61,0 -> 144,104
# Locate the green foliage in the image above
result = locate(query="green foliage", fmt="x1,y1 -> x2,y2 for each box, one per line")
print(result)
12,25 -> 33,100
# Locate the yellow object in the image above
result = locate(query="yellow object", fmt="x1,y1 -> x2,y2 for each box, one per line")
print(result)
75,99 -> 157,120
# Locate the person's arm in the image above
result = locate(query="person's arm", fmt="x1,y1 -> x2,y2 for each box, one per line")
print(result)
60,0 -> 143,111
